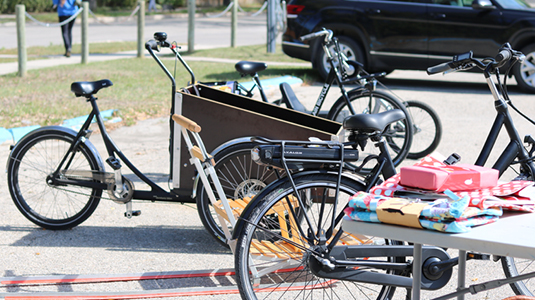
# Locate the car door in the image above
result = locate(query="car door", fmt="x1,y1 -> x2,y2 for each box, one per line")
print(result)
427,0 -> 505,65
353,0 -> 429,70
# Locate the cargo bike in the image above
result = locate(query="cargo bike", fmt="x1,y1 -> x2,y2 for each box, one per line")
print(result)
5,32 -> 342,250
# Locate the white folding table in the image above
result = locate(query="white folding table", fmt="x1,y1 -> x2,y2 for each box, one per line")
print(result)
342,212 -> 535,299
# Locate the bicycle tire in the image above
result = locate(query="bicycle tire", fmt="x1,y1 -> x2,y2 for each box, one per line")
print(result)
234,172 -> 403,300
196,142 -> 279,247
6,128 -> 102,230
502,246 -> 535,295
327,87 -> 413,167
404,100 -> 442,159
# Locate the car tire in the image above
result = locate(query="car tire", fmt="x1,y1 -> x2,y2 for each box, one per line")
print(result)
514,44 -> 535,94
315,36 -> 365,80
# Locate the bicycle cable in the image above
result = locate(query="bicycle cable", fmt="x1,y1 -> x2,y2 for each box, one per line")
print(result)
501,59 -> 535,127
172,41 -> 179,81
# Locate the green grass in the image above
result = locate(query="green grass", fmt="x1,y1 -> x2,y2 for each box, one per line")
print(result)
0,44 -> 318,129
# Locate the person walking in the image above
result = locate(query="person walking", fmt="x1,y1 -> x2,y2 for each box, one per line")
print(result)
53,0 -> 79,57
148,0 -> 156,12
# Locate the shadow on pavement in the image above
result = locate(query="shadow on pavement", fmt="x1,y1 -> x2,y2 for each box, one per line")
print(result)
4,225 -> 230,255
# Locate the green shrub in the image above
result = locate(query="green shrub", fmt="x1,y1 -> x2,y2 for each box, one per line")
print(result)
159,0 -> 185,9
97,0 -> 136,9
1,0 -> 55,13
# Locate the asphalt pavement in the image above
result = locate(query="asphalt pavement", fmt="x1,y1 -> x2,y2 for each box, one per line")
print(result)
2,65 -> 535,299
2,11 -> 535,300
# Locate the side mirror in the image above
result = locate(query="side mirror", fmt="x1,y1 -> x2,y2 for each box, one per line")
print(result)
472,0 -> 496,9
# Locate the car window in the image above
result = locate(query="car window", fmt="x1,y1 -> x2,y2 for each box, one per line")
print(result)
493,0 -> 531,9
431,0 -> 472,7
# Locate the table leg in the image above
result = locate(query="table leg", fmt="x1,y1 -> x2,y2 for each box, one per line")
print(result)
412,243 -> 422,300
457,250 -> 466,300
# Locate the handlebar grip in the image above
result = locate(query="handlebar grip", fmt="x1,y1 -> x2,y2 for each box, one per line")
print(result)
172,114 -> 201,133
427,62 -> 453,75
300,32 -> 322,41
145,40 -> 159,51
496,49 -> 512,64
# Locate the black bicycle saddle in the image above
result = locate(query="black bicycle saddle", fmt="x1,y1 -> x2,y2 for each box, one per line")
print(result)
343,109 -> 405,133
235,61 -> 267,76
71,79 -> 114,97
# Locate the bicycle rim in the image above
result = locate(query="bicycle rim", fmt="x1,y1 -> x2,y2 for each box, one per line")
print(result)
404,100 -> 442,159
502,256 -> 535,296
7,131 -> 101,229
196,143 -> 279,246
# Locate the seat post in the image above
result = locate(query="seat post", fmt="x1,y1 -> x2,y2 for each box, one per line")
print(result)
252,73 -> 269,103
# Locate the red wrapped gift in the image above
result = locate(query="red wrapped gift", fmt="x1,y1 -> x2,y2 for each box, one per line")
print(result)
399,164 -> 499,192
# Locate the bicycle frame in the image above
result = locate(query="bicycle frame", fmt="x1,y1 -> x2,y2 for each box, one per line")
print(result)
475,71 -> 535,178
48,40 -> 203,207
50,96 -> 184,203
238,34 -> 386,118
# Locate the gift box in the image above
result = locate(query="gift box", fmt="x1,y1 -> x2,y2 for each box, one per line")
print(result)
399,164 -> 499,192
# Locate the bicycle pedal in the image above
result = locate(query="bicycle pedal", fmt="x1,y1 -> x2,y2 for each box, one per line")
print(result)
466,252 -> 490,260
106,157 -> 122,170
124,210 -> 141,217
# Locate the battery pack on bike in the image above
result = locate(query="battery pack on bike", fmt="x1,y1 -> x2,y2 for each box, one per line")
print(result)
251,143 -> 359,171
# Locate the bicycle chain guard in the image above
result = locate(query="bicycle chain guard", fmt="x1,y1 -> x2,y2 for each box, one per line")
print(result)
108,177 -> 135,204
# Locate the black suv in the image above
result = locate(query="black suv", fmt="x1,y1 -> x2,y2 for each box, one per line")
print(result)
282,0 -> 535,93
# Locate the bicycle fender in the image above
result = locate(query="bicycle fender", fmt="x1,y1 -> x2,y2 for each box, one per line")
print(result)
230,170 -> 365,241
6,126 -> 105,172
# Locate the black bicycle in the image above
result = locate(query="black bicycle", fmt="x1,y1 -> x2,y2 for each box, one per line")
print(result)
234,28 -> 442,161
232,43 -> 535,299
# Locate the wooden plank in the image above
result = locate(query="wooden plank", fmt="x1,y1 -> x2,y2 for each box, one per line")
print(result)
260,241 -> 291,259
251,240 -> 277,258
274,241 -> 302,260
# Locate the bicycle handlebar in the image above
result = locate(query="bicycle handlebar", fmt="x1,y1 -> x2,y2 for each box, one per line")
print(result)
145,40 -> 159,51
426,62 -> 455,75
427,43 -> 524,76
496,49 -> 511,64
145,32 -> 195,86
300,28 -> 333,43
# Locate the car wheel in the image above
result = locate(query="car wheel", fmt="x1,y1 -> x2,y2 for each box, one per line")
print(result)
316,36 -> 365,80
514,44 -> 535,94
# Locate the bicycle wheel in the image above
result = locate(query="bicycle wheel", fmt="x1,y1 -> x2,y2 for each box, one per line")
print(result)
6,128 -> 102,230
404,100 -> 442,159
502,254 -> 535,295
235,173 -> 403,300
327,88 -> 413,167
196,142 -> 280,247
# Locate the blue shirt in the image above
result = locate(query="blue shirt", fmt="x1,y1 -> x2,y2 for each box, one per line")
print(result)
53,0 -> 79,17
